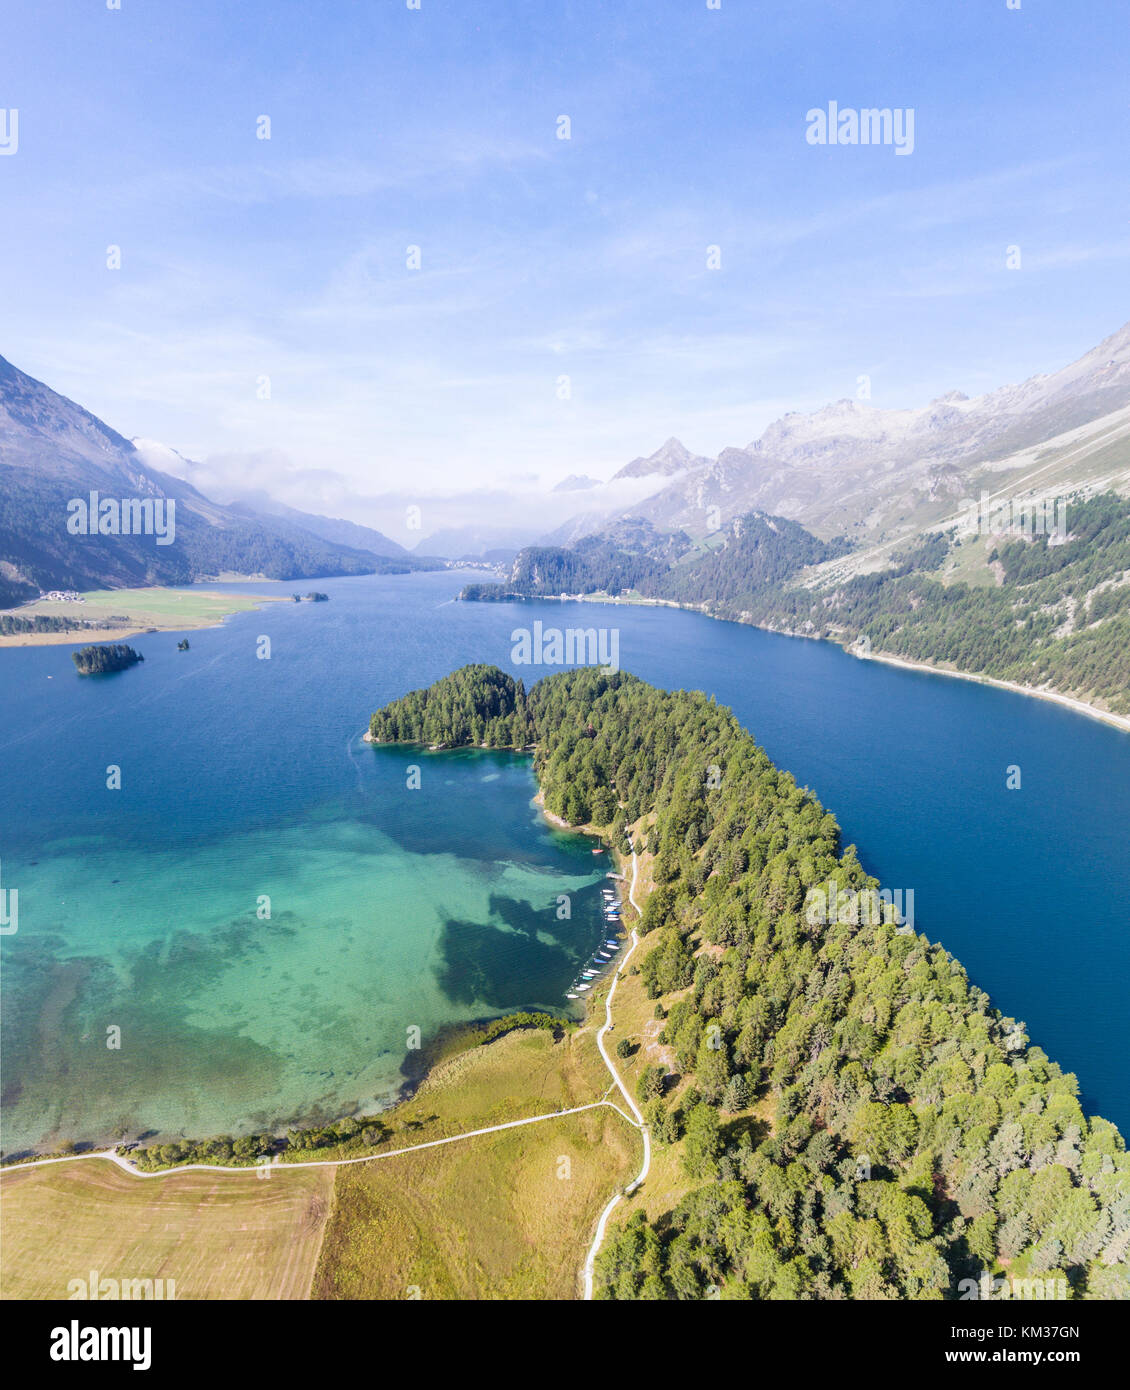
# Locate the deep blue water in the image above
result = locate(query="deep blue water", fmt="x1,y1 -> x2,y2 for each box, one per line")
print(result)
1,569 -> 1127,1143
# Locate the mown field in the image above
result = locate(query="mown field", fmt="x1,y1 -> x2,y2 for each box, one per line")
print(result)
1,1026 -> 639,1301
0,1159 -> 334,1300
313,1104 -> 636,1300
0,585 -> 282,645
311,1026 -> 639,1300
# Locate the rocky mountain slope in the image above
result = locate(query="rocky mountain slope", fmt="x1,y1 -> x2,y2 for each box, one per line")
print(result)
568,322 -> 1130,545
0,355 -> 433,605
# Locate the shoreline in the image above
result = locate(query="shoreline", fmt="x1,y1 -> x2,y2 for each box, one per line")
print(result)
0,741 -> 617,1167
0,1010 -> 570,1170
0,584 -> 286,648
501,591 -> 1130,736
855,648 -> 1130,735
532,786 -> 570,829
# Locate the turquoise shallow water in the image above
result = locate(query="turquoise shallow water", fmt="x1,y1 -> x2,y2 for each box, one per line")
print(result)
0,589 -> 612,1151
1,761 -> 605,1150
1,569 -> 1127,1150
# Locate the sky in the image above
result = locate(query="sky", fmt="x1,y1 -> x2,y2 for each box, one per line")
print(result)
1,0 -> 1127,537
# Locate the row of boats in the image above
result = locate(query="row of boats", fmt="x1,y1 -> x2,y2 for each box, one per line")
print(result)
565,879 -> 624,997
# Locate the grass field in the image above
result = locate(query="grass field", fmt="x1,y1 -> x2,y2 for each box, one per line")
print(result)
382,1022 -> 614,1133
0,1027 -> 639,1301
0,1159 -> 334,1300
307,1028 -> 641,1299
313,1104 -> 636,1300
0,585 -> 283,646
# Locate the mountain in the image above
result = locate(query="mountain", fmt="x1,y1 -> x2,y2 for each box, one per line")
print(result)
0,355 -> 433,605
464,324 -> 1130,715
412,524 -> 541,559
584,323 -> 1130,545
552,473 -> 601,492
222,492 -> 410,559
611,436 -> 712,482
459,511 -> 848,604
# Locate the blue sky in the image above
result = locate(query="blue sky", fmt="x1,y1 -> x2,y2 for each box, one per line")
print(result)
1,0 -> 1127,522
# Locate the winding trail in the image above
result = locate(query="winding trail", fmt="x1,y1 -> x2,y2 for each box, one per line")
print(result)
5,849 -> 650,1303
581,847 -> 650,1300
5,1099 -> 638,1179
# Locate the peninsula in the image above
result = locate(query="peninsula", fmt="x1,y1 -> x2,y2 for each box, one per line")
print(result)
369,663 -> 1130,1299
6,664 -> 1126,1302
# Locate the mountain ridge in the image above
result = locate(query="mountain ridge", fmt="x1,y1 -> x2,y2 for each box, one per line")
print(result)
561,321 -> 1130,546
0,355 -> 440,604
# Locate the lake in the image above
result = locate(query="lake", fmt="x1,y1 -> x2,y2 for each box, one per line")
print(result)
1,569 -> 1127,1150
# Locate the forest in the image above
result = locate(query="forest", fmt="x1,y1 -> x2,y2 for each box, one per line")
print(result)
371,664 -> 1130,1300
368,663 -> 537,749
0,467 -> 432,607
71,643 -> 144,674
1,613 -> 92,635
461,511 -> 849,605
731,492 -> 1130,715
461,493 -> 1130,715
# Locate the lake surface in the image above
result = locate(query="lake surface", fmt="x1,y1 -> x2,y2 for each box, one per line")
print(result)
1,569 -> 1127,1150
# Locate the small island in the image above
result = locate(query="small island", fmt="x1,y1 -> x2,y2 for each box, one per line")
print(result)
71,643 -> 144,675
292,592 -> 330,602
177,639 -> 190,651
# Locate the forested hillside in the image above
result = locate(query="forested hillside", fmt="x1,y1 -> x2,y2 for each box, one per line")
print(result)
462,492 -> 1130,716
370,665 -> 1130,1300
368,664 -> 536,748
0,354 -> 439,605
0,467 -> 412,606
460,511 -> 848,604
734,491 -> 1130,715
661,512 -> 852,603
